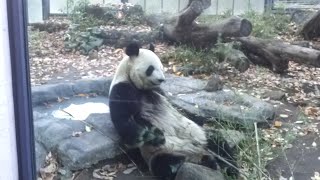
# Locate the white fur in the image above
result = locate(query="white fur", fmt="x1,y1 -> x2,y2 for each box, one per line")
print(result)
139,92 -> 208,164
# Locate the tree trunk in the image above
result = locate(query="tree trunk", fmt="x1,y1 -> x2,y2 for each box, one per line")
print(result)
299,10 -> 320,40
237,36 -> 320,73
163,0 -> 252,48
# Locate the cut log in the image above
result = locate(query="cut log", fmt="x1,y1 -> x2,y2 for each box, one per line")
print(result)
299,10 -> 320,40
163,0 -> 252,48
29,22 -> 69,33
237,36 -> 320,73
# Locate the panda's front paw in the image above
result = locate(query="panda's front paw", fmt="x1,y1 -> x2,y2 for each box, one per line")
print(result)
144,127 -> 165,146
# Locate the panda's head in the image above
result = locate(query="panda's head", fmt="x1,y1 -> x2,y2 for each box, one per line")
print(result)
123,42 -> 165,90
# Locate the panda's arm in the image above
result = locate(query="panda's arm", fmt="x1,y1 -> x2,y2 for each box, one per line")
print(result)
109,82 -> 165,147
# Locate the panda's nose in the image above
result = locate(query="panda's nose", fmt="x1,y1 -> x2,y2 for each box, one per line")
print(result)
158,79 -> 165,83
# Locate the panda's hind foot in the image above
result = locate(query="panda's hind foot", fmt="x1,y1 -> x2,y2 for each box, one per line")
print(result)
200,154 -> 218,170
150,153 -> 186,180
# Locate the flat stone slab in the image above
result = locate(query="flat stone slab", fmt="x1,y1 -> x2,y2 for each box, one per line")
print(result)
266,131 -> 320,180
31,78 -> 112,106
33,96 -> 120,170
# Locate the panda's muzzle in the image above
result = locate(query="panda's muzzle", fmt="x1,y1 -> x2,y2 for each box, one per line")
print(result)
151,79 -> 165,86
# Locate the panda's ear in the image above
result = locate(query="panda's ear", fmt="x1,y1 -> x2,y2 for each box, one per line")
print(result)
125,42 -> 140,57
149,44 -> 155,52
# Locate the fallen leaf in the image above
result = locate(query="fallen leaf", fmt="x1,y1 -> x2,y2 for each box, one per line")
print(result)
279,114 -> 289,118
312,142 -> 317,147
76,93 -> 89,97
72,131 -> 82,137
295,121 -> 304,124
311,172 -> 320,180
57,97 -> 64,103
85,126 -> 92,132
274,121 -> 282,128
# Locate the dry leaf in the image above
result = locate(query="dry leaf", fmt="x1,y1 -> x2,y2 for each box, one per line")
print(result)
279,114 -> 289,118
311,172 -> 320,180
85,126 -> 92,132
76,93 -> 89,97
72,131 -> 82,137
295,121 -> 304,124
274,121 -> 282,128
57,97 -> 64,103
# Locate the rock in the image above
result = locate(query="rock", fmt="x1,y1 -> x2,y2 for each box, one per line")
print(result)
35,141 -> 48,172
290,9 -> 316,25
145,14 -> 168,27
34,117 -> 86,150
162,75 -> 275,126
203,74 -> 224,92
263,90 -> 286,101
175,163 -> 225,180
31,78 -> 112,106
57,130 -> 120,170
33,95 -> 120,170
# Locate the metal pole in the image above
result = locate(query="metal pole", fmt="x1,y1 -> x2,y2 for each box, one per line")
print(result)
232,0 -> 235,15
216,0 -> 219,15
42,0 -> 50,20
161,0 -> 164,13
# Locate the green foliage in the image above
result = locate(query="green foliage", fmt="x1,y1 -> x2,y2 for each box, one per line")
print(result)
161,45 -> 219,75
64,26 -> 104,55
66,0 -> 103,31
65,0 -> 145,29
161,38 -> 241,75
242,10 -> 290,39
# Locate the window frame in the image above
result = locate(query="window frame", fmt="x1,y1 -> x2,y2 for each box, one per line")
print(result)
7,0 -> 36,179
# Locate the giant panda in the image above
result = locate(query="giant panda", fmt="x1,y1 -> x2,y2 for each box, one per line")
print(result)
109,42 -> 239,180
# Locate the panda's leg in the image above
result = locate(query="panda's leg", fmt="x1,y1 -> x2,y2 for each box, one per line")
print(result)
200,154 -> 218,170
149,152 -> 186,180
207,137 -> 239,179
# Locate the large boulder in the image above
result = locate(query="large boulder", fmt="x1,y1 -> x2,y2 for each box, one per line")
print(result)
162,75 -> 275,126
175,163 -> 225,180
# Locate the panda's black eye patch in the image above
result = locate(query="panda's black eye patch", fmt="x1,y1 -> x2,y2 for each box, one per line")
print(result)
146,65 -> 155,76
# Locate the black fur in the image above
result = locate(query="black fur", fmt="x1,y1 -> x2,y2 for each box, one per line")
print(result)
125,42 -> 140,57
207,137 -> 239,178
146,65 -> 155,76
109,82 -> 165,147
149,43 -> 155,52
150,153 -> 186,180
200,154 -> 218,170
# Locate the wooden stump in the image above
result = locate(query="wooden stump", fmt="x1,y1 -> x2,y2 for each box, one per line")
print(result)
299,10 -> 320,40
162,0 -> 252,48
